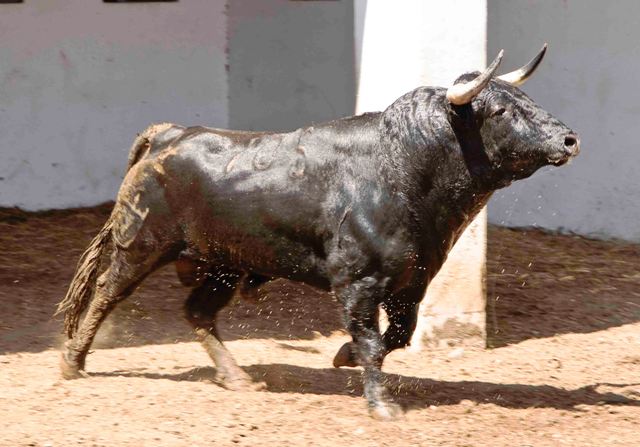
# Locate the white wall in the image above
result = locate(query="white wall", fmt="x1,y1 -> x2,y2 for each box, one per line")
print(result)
488,0 -> 640,241
227,0 -> 355,132
0,0 -> 228,210
6,1 -> 632,241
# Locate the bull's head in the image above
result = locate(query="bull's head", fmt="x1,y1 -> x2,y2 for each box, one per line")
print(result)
445,44 -> 580,186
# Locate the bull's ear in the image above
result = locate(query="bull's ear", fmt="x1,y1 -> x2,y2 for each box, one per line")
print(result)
497,43 -> 547,87
446,50 -> 504,105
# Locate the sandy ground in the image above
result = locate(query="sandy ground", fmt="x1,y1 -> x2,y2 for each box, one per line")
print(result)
1,204 -> 639,446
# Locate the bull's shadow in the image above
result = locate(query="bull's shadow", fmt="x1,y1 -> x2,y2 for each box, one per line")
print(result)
93,363 -> 640,411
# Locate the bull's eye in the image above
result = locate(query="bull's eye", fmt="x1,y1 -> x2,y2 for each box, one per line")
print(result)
491,107 -> 507,117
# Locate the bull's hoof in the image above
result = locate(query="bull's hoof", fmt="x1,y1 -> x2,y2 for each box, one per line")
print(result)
59,352 -> 89,380
217,367 -> 267,392
369,401 -> 404,421
221,377 -> 267,392
332,342 -> 358,368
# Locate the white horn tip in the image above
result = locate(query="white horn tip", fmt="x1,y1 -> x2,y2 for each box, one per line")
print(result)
490,50 -> 505,68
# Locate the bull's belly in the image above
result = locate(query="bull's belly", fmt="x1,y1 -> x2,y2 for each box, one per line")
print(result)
183,224 -> 331,290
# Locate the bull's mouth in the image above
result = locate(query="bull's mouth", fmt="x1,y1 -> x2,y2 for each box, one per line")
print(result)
548,137 -> 580,167
549,156 -> 570,166
547,151 -> 578,166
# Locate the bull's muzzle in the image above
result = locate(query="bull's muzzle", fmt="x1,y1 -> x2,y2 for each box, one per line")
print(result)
563,133 -> 580,157
550,132 -> 580,166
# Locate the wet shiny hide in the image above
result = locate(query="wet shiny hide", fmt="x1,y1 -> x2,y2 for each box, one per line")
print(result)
58,75 -> 579,418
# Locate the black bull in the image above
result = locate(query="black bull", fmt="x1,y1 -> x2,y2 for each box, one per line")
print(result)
57,48 -> 579,419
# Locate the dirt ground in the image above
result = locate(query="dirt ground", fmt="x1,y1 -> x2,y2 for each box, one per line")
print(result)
1,204 -> 639,446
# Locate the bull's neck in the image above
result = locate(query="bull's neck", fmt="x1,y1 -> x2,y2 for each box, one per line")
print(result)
379,87 -> 494,269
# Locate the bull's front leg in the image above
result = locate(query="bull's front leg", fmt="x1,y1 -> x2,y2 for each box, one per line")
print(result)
381,299 -> 420,351
333,293 -> 420,368
335,276 -> 402,420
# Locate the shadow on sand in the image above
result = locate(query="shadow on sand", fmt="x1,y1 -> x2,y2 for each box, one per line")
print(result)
92,363 -> 640,412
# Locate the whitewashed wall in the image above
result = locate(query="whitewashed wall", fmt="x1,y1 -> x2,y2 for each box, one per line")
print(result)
3,1 -> 636,240
488,0 -> 640,242
0,0 -> 228,210
0,0 -> 356,210
227,0 -> 355,131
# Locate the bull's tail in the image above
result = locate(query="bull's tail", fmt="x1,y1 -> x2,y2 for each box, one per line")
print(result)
56,124 -> 171,337
55,216 -> 114,338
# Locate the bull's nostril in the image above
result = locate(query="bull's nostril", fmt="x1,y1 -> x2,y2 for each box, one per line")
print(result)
564,134 -> 578,148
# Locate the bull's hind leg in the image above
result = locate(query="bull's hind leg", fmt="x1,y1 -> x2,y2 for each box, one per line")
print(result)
184,269 -> 264,391
60,247 -> 165,379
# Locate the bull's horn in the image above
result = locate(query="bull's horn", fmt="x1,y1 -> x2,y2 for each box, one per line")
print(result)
497,43 -> 547,87
446,50 -> 504,105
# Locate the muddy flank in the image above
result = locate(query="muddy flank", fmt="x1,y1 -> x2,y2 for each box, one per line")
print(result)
1,204 -> 639,446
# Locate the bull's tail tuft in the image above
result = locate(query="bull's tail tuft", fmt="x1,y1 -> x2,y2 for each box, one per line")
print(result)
55,218 -> 114,338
